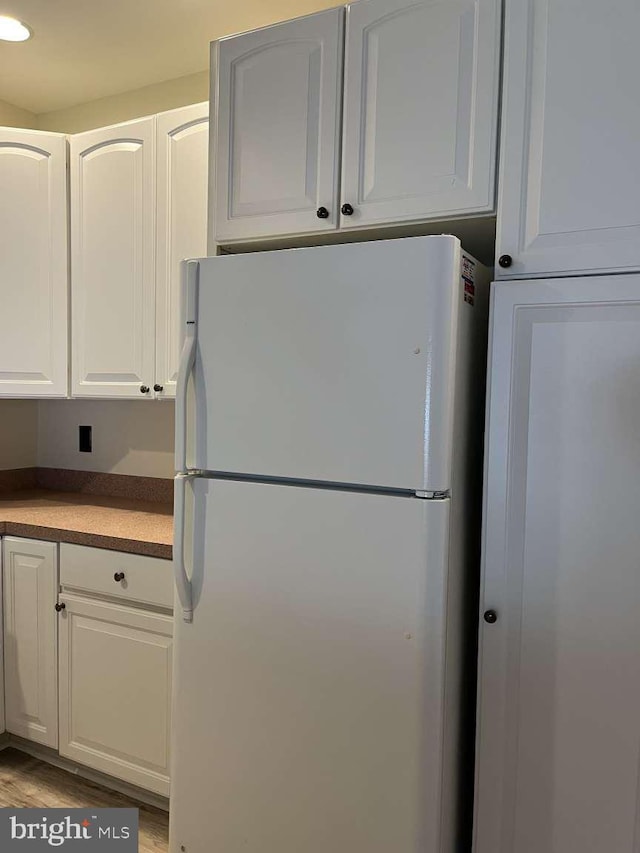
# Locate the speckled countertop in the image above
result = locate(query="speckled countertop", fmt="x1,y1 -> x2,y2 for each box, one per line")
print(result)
0,490 -> 173,559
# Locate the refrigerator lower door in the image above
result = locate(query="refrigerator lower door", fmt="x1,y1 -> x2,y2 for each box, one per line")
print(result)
191,236 -> 461,492
170,478 -> 455,853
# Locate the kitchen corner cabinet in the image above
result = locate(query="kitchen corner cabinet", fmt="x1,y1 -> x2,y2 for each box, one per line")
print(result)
2,537 -> 58,749
213,8 -> 344,242
155,102 -> 209,398
474,276 -> 640,852
0,129 -> 68,398
213,0 -> 500,244
495,0 -> 640,279
71,107 -> 209,400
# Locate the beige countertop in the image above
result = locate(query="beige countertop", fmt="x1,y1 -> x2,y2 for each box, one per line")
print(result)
0,490 -> 173,559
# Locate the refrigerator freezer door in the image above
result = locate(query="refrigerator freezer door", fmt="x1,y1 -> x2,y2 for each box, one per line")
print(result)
191,236 -> 461,492
170,478 -> 452,853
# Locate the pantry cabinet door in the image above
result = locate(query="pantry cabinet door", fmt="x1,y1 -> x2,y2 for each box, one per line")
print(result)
58,594 -> 173,796
71,118 -> 156,398
475,276 -> 640,853
496,0 -> 640,278
214,8 -> 344,243
3,537 -> 58,748
0,129 -> 68,398
340,0 -> 500,229
155,103 -> 209,399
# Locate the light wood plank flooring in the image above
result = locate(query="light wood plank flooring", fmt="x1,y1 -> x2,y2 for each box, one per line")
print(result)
0,748 -> 168,852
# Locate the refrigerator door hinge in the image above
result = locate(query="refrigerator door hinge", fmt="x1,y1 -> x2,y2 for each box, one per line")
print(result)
415,489 -> 450,500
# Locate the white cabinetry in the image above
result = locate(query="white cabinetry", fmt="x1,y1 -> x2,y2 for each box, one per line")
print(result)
213,8 -> 344,242
496,0 -> 640,278
71,117 -> 156,398
341,0 -> 499,229
0,129 -> 68,398
71,106 -> 209,400
155,103 -> 209,398
2,537 -> 58,748
57,543 -> 173,796
213,0 -> 500,243
474,276 -> 640,853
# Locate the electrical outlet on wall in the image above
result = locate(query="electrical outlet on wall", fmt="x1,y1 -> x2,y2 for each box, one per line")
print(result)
79,425 -> 92,453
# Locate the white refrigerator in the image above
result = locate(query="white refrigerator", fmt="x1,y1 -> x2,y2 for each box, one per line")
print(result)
170,236 -> 489,853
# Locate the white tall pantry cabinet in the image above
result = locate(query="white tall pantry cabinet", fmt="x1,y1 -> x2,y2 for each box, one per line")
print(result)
0,129 -> 68,398
474,277 -> 640,853
495,0 -> 640,278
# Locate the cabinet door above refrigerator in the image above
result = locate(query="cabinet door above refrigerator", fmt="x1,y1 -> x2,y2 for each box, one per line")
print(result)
192,237 -> 468,492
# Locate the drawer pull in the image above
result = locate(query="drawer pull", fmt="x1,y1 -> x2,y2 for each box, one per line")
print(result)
55,602 -> 66,612
114,572 -> 125,582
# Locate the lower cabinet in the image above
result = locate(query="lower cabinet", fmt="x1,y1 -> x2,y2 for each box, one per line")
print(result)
2,537 -> 58,748
57,594 -> 173,797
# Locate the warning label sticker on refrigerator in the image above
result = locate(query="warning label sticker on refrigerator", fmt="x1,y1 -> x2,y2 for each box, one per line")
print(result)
461,256 -> 476,306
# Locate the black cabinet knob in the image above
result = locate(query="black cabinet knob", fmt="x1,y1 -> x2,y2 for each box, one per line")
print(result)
341,203 -> 354,216
114,572 -> 125,582
55,602 -> 66,613
498,254 -> 513,268
153,384 -> 163,392
140,385 -> 150,394
483,609 -> 498,624
316,206 -> 330,219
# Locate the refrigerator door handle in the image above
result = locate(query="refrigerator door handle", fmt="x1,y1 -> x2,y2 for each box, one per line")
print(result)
175,259 -> 199,473
174,472 -> 194,623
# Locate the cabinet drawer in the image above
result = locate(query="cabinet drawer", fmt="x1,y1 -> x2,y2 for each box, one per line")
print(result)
60,544 -> 173,610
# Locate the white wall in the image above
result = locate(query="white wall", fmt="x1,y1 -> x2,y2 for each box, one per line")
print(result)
37,400 -> 175,479
0,402 -> 38,470
0,98 -> 37,129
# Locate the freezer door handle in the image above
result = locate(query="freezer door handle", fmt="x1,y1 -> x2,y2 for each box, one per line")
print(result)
175,259 -> 199,473
174,473 -> 194,622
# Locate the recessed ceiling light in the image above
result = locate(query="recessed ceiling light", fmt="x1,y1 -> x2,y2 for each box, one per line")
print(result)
0,15 -> 32,42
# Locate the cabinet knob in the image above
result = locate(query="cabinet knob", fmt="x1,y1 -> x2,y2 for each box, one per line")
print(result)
153,384 -> 163,392
316,207 -> 330,219
483,609 -> 498,624
140,385 -> 150,394
341,203 -> 354,216
498,254 -> 513,268
114,572 -> 125,582
55,602 -> 66,613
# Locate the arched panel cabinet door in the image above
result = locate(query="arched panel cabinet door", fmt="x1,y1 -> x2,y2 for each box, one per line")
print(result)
213,7 -> 344,243
70,117 -> 156,399
475,275 -> 640,853
155,102 -> 209,399
340,0 -> 501,229
0,129 -> 68,398
495,0 -> 640,278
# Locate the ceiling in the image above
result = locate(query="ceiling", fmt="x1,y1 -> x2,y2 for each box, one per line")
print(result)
0,0 -> 340,114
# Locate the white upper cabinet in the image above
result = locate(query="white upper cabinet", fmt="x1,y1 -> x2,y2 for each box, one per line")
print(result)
155,103 -> 209,399
213,8 -> 344,242
0,129 -> 68,398
496,0 -> 640,278
341,0 -> 500,229
71,117 -> 156,398
475,276 -> 640,853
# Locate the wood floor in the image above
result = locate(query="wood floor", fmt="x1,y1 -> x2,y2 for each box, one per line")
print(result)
0,748 -> 168,852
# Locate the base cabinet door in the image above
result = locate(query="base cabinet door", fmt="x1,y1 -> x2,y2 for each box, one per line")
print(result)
496,0 -> 640,278
341,0 -> 500,229
58,594 -> 173,796
475,276 -> 640,853
3,537 -> 58,748
0,129 -> 68,398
